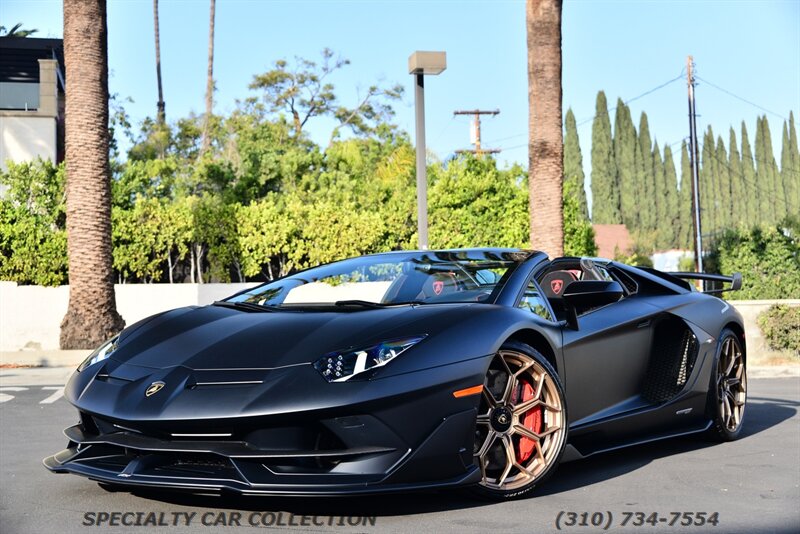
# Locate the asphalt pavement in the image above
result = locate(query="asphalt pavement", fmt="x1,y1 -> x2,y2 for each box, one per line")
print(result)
1,372 -> 798,534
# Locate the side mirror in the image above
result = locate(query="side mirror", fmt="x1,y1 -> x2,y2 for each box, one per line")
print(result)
730,272 -> 742,291
561,280 -> 623,329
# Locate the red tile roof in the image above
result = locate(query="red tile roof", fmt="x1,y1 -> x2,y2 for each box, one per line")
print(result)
592,224 -> 632,259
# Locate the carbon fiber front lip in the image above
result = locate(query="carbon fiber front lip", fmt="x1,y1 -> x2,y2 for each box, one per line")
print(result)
43,452 -> 482,496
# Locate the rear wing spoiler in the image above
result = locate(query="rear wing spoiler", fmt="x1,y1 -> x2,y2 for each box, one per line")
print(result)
668,272 -> 742,295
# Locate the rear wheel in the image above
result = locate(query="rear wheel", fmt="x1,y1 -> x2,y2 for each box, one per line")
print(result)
706,329 -> 747,441
472,341 -> 567,500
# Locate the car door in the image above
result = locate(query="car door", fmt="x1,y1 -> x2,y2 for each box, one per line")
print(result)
560,291 -> 661,426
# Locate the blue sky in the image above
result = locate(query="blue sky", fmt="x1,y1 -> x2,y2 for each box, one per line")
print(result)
3,0 -> 799,188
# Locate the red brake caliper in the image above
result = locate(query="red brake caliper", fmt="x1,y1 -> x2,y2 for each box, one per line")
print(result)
516,380 -> 543,463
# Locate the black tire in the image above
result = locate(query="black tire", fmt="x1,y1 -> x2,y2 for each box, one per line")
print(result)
471,340 -> 568,500
705,328 -> 747,442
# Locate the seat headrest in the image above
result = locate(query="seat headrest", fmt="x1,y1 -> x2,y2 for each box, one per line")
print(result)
541,270 -> 577,299
422,272 -> 459,298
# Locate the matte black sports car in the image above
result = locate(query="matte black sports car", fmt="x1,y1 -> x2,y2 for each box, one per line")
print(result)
45,249 -> 747,499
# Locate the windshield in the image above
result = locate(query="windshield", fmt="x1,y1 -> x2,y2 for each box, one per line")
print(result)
226,250 -> 529,308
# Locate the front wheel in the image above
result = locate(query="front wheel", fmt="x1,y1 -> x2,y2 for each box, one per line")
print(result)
472,341 -> 568,500
706,329 -> 747,441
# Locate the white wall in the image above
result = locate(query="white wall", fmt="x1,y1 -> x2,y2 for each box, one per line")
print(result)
0,282 -> 256,351
0,115 -> 56,170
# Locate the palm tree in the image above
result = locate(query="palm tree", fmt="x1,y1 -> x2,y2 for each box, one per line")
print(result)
526,0 -> 564,257
201,0 -> 215,152
60,0 -> 125,349
153,0 -> 165,124
0,23 -> 38,37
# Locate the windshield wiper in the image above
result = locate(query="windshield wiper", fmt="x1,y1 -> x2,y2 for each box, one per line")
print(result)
212,301 -> 277,313
333,300 -> 430,308
333,300 -> 387,309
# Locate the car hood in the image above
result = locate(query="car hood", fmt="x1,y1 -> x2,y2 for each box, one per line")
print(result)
109,303 -> 477,371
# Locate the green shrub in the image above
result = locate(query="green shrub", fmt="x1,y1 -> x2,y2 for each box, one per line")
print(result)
757,305 -> 800,357
708,219 -> 800,300
0,160 -> 68,286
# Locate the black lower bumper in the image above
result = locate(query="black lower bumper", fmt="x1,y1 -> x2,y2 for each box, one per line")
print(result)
43,409 -> 481,496
43,454 -> 481,496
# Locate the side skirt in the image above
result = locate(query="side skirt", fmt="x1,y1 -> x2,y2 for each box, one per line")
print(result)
561,421 -> 712,463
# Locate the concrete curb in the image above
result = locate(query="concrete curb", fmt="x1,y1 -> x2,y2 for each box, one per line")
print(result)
0,350 -> 90,368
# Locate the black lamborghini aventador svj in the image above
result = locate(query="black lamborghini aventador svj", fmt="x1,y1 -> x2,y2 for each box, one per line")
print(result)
45,249 -> 747,499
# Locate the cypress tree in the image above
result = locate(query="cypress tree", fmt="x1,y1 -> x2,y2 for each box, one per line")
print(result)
780,119 -> 798,219
766,116 -> 785,219
740,121 -> 758,226
651,141 -> 667,248
789,111 -> 800,215
701,126 -> 718,232
678,140 -> 695,249
756,116 -> 782,220
728,127 -> 745,228
613,100 -> 637,229
590,91 -> 620,223
637,112 -> 655,232
563,108 -> 589,218
755,116 -> 766,218
715,136 -> 731,231
663,144 -> 680,248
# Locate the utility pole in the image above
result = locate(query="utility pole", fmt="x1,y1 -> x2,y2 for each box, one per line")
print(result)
454,109 -> 501,156
686,56 -> 704,273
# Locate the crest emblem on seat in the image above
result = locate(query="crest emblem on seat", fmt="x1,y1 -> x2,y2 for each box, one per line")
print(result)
432,280 -> 444,295
550,279 -> 563,294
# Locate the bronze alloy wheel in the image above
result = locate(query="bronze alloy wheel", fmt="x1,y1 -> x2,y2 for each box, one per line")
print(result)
717,334 -> 747,433
474,347 -> 566,496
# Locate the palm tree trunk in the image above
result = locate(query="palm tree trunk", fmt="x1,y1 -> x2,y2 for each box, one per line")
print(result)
527,0 -> 564,257
60,0 -> 125,349
153,0 -> 165,125
201,0 -> 215,152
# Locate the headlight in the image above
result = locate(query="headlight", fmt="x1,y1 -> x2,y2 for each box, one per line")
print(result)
313,336 -> 426,382
77,335 -> 119,372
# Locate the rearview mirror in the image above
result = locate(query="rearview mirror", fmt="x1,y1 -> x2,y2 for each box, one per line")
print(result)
561,280 -> 623,329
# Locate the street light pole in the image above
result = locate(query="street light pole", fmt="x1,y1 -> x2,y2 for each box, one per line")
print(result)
414,73 -> 428,249
409,51 -> 446,250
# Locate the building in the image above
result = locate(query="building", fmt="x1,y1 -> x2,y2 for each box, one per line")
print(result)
0,37 -> 65,170
592,224 -> 632,259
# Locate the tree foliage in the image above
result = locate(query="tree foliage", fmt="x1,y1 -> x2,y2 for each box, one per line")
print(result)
707,217 -> 800,300
563,178 -> 597,256
587,91 -> 799,260
428,156 -> 529,249
0,161 -> 67,285
590,91 -> 619,224
3,61 -> 797,291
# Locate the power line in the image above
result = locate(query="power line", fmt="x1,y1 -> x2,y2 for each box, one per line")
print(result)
576,73 -> 685,127
484,73 -> 686,147
695,76 -> 789,122
429,114 -> 457,147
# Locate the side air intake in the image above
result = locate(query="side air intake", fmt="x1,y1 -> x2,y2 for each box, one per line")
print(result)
641,316 -> 699,403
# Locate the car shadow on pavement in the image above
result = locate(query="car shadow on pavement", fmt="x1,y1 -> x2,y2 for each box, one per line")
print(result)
126,397 -> 795,517
539,396 -> 796,497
